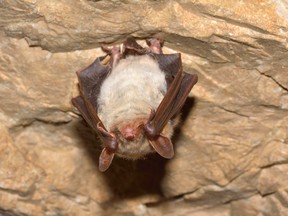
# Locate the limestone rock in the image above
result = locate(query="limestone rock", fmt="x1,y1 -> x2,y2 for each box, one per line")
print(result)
0,0 -> 288,215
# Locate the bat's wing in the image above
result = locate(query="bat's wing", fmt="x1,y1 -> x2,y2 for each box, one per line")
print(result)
145,55 -> 198,158
76,56 -> 109,111
72,56 -> 117,172
153,53 -> 182,87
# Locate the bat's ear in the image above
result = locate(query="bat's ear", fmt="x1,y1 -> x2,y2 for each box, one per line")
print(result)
149,136 -> 174,159
99,147 -> 115,172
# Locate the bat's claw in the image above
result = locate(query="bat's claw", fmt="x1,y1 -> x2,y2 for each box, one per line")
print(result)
101,46 -> 121,68
123,38 -> 147,56
146,38 -> 163,54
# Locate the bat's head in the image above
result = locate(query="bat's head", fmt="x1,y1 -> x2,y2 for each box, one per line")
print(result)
97,116 -> 176,172
111,118 -> 154,160
109,116 -> 176,160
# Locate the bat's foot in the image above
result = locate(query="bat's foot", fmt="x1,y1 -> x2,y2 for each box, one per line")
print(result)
113,38 -> 163,57
123,38 -> 147,56
101,46 -> 121,68
146,38 -> 163,54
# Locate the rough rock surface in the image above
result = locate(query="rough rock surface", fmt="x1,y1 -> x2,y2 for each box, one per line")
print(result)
1,0 -> 288,215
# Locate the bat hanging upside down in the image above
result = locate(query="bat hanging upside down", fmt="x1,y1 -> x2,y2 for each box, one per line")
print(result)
72,38 -> 198,172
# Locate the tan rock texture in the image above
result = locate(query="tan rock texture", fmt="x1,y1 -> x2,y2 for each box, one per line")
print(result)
1,0 -> 288,215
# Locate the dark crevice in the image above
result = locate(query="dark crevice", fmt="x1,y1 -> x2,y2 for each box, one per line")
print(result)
203,12 -> 276,36
0,209 -> 27,216
212,34 -> 260,49
260,160 -> 288,169
9,113 -> 72,132
145,188 -> 199,208
33,117 -> 72,125
0,186 -> 34,198
256,69 -> 288,92
216,105 -> 250,118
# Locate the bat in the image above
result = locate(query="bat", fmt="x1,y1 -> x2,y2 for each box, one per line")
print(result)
72,38 -> 198,172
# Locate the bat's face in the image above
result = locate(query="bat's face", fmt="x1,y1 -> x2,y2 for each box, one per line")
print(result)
111,119 -> 154,159
110,118 -> 175,160
72,38 -> 198,171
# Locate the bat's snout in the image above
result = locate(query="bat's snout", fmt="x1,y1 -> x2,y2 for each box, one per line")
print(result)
119,121 -> 145,142
122,126 -> 136,141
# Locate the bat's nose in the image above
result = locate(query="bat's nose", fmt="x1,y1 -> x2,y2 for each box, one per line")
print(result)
124,133 -> 135,141
121,125 -> 137,141
121,126 -> 136,141
119,120 -> 146,142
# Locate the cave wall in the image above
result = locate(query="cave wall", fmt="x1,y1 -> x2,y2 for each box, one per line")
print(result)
0,0 -> 288,215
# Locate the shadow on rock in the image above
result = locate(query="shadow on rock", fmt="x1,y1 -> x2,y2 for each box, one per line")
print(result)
172,97 -> 196,144
72,96 -> 196,200
72,118 -> 168,198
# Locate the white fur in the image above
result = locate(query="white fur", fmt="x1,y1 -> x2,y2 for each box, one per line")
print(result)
97,55 -> 170,159
97,55 -> 166,129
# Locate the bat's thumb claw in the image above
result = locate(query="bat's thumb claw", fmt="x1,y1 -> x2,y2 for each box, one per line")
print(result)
99,147 -> 115,172
149,136 -> 174,159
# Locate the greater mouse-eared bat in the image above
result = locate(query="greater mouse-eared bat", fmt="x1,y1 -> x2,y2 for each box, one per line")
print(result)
72,38 -> 198,172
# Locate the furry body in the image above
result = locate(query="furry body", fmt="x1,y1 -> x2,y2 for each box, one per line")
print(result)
97,55 -> 174,159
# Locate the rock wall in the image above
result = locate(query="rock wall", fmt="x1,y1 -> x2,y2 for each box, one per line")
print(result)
1,0 -> 288,215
